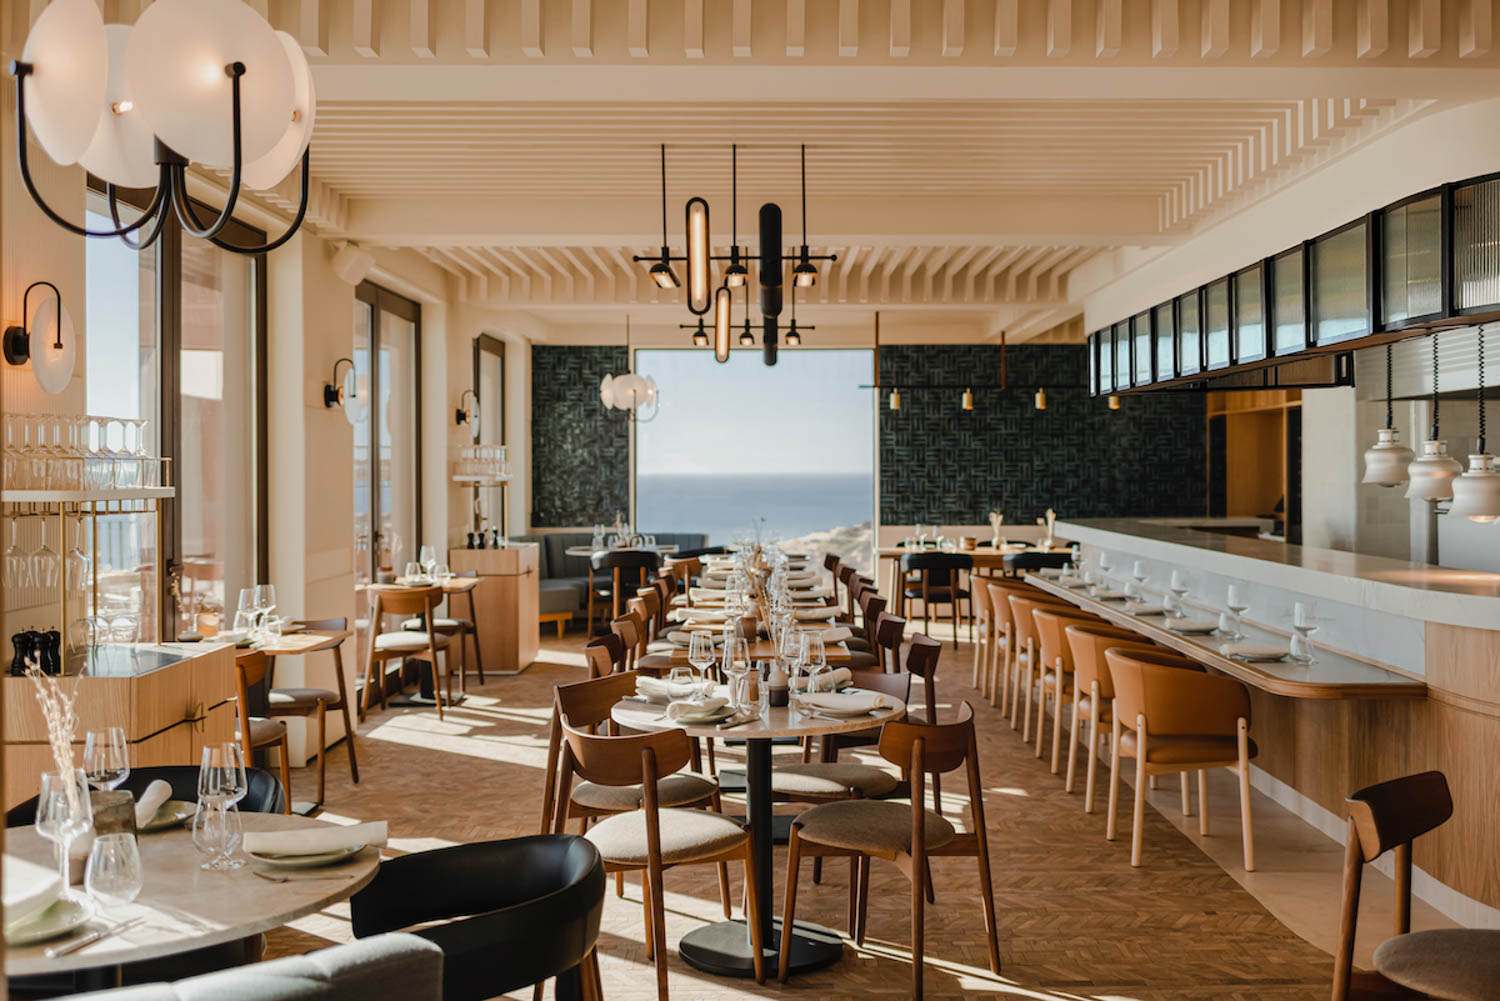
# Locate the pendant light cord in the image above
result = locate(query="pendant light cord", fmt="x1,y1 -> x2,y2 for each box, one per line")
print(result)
1431,333 -> 1441,441
1384,344 -> 1394,429
800,144 -> 809,246
659,144 -> 668,247
731,144 -> 738,252
1479,325 -> 1487,454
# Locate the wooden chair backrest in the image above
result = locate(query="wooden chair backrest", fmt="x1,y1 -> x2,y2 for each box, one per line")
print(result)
873,612 -> 906,670
1007,593 -> 1065,649
878,701 -> 975,776
635,588 -> 662,637
823,553 -> 840,572
610,613 -> 643,659
369,585 -> 443,620
970,580 -> 992,622
555,670 -> 641,731
585,634 -> 626,678
1064,624 -> 1157,698
850,670 -> 911,704
236,650 -> 269,692
1032,606 -> 1105,674
559,718 -> 691,788
904,634 -> 941,721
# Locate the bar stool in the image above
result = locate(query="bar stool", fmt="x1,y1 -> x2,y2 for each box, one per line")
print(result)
1062,624 -> 1159,810
362,584 -> 453,719
233,651 -> 292,814
985,580 -> 1069,714
1105,647 -> 1257,870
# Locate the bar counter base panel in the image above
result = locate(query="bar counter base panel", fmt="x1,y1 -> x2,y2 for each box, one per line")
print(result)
678,917 -> 845,978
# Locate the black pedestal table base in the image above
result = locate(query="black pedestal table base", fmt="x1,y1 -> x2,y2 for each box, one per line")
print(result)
678,917 -> 844,977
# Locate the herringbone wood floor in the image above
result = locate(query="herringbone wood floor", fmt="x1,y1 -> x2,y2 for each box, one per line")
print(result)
264,630 -> 1334,999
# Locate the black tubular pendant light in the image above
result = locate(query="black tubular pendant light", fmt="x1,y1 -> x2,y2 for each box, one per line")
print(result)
793,144 -> 818,288
713,285 -> 732,362
739,281 -> 755,346
648,144 -> 680,290
759,202 -> 783,318
685,195 -> 711,314
724,145 -> 748,288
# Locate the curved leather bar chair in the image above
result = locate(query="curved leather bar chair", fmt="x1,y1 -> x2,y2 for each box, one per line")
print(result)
1062,625 -> 1160,810
1030,605 -> 1109,772
1005,592 -> 1078,738
351,834 -> 606,1001
898,552 -> 974,647
1105,647 -> 1257,871
5,765 -> 286,828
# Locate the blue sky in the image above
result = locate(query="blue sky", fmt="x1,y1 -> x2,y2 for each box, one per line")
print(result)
634,348 -> 875,475
84,210 -> 145,420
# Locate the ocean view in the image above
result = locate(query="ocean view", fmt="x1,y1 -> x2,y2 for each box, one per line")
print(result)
636,473 -> 875,546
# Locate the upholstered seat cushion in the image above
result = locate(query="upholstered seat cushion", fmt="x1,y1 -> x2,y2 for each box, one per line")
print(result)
401,616 -> 467,632
844,638 -> 872,652
793,799 -> 955,855
1117,732 -> 1258,764
771,763 -> 899,799
246,717 -> 286,747
844,651 -> 881,670
571,772 -> 717,812
645,640 -> 677,654
636,653 -> 676,669
268,687 -> 336,711
374,631 -> 443,652
1373,929 -> 1500,1001
585,808 -> 748,865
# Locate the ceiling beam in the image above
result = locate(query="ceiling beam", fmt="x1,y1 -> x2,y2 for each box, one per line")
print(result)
890,0 -> 910,57
684,0 -> 704,58
994,0 -> 1017,55
839,0 -> 859,57
787,0 -> 806,56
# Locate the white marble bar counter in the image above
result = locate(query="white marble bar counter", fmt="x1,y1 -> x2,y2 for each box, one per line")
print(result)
1057,518 -> 1500,631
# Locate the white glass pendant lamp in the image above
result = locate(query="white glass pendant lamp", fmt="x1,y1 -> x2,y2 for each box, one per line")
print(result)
1363,345 -> 1415,487
1407,333 -> 1464,502
1449,325 -> 1500,523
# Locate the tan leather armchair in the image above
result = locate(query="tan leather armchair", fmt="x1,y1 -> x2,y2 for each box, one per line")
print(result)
1105,648 -> 1258,871
1005,592 -> 1078,742
1029,605 -> 1108,773
1063,625 -> 1159,812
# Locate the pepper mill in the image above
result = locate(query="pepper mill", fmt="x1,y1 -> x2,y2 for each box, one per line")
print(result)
10,630 -> 36,676
39,630 -> 62,675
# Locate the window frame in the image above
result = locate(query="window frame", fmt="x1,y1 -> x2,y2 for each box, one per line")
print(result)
354,281 -> 424,573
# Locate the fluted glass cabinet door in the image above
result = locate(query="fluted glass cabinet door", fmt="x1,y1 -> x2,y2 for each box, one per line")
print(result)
1382,193 -> 1442,326
1454,177 -> 1500,313
1153,302 -> 1175,381
1271,248 -> 1307,356
1204,278 -> 1230,369
1311,220 -> 1369,345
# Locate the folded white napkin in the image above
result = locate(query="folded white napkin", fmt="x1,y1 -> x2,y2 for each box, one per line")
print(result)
790,584 -> 832,598
134,779 -> 173,827
698,577 -> 727,589
637,676 -> 710,703
242,821 -> 388,857
798,690 -> 891,713
790,667 -> 852,692
820,626 -> 853,644
3,855 -> 61,928
666,696 -> 728,721
784,571 -> 818,584
666,628 -> 729,646
684,608 -> 730,622
793,605 -> 839,621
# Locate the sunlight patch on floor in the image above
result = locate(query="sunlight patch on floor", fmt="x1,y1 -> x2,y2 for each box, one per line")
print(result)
364,718 -> 555,766
536,647 -> 590,668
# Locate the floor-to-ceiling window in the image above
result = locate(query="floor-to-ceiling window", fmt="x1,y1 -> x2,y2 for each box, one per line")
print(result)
351,282 -> 421,592
633,349 -> 875,565
81,191 -> 265,639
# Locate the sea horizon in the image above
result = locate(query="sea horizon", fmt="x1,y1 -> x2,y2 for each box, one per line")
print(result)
636,472 -> 875,546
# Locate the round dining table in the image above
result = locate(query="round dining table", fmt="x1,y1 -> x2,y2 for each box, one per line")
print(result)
6,813 -> 380,979
611,690 -> 905,979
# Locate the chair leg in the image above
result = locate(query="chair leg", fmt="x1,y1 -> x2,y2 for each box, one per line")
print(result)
856,854 -> 871,945
1033,672 -> 1047,759
641,878 -> 654,962
911,846 -> 926,1001
1020,655 -> 1034,743
470,602 -> 486,684
615,871 -> 625,898
1238,718 -> 1255,872
361,660 -> 379,716
532,982 -> 544,1001
334,650 -> 359,784
1050,675 -> 1066,773
1106,714 -> 1121,841
1084,692 -> 1101,813
949,598 -> 958,651
847,855 -> 860,937
1198,769 -> 1210,837
975,836 -> 1002,975
777,831 -> 803,981
1064,692 -> 1081,794
315,699 -> 328,806
971,622 -> 983,688
278,741 -> 292,815
813,855 -> 823,885
1131,723 -> 1148,867
741,847 -> 766,984
717,862 -> 732,919
1180,772 -> 1192,816
587,948 -> 603,1001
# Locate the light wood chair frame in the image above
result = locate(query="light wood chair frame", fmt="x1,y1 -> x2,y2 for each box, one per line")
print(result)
234,650 -> 292,814
361,585 -> 453,719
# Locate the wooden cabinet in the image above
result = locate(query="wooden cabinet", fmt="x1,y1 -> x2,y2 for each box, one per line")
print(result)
3,644 -> 237,808
1206,391 -> 1303,539
449,544 -> 541,675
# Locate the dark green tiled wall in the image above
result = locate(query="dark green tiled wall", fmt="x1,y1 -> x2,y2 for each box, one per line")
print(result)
530,346 -> 629,527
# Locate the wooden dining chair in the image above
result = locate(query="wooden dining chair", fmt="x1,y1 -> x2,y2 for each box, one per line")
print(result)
362,585 -> 453,719
234,651 -> 292,814
843,592 -> 887,653
846,609 -> 901,670
1030,605 -> 1110,773
1106,647 -> 1257,870
402,572 -> 484,689
556,719 -> 764,999
584,634 -> 626,678
779,704 -> 1000,1000
1063,624 -> 1160,810
1332,771 -> 1453,1001
611,609 -> 673,674
263,618 -> 361,806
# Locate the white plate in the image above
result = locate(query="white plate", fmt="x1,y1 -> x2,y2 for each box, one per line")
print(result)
1221,644 -> 1290,662
248,845 -> 365,869
671,704 -> 736,725
5,896 -> 96,946
1167,619 -> 1220,634
1122,601 -> 1165,616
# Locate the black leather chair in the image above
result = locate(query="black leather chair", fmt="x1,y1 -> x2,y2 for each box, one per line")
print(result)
5,765 -> 286,828
900,551 -> 974,648
588,550 -> 660,633
350,834 -> 606,1001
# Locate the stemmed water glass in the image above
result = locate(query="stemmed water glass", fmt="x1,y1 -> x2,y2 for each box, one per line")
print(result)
32,518 -> 60,591
1166,570 -> 1190,618
5,516 -> 32,591
1225,585 -> 1250,640
419,545 -> 437,577
84,727 -> 130,791
196,743 -> 248,870
253,584 -> 277,633
35,770 -> 93,900
66,516 -> 90,593
688,630 -> 715,686
1291,602 -> 1320,663
1128,561 -> 1149,600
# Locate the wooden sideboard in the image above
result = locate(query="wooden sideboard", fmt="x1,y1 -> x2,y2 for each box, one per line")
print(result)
4,643 -> 238,809
449,544 -> 540,675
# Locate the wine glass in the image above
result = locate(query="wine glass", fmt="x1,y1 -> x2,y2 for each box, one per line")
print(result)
1226,585 -> 1250,640
35,770 -> 93,899
66,515 -> 90,593
1167,570 -> 1190,618
1291,602 -> 1320,663
253,584 -> 276,627
84,727 -> 130,791
1128,560 -> 1149,600
5,515 -> 32,591
687,630 -> 715,686
403,561 -> 423,582
419,544 -> 437,577
32,517 -> 60,591
86,833 -> 144,908
197,743 -> 248,870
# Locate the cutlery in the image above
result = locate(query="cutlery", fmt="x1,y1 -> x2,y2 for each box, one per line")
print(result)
45,918 -> 144,959
717,715 -> 754,729
251,871 -> 356,884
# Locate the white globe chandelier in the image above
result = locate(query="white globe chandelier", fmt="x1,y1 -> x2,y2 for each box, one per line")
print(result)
599,317 -> 659,423
11,0 -> 314,253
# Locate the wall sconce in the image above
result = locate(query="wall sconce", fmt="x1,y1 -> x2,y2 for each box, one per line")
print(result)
961,387 -> 974,411
888,387 -> 901,412
1108,395 -> 1121,410
323,357 -> 365,425
455,389 -> 479,427
3,281 -> 76,394
1034,388 -> 1047,411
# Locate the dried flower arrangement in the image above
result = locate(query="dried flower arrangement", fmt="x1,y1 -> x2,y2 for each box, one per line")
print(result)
24,656 -> 83,816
